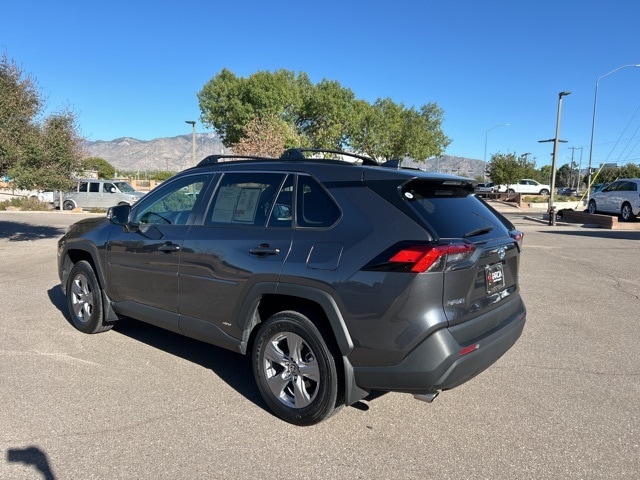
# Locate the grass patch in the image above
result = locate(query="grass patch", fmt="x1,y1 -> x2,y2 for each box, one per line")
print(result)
0,197 -> 52,211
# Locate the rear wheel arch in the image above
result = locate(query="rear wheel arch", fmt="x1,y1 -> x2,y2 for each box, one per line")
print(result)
248,285 -> 354,357
241,287 -> 368,407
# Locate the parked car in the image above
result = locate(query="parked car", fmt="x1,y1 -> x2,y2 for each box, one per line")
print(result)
28,190 -> 56,204
57,149 -> 527,425
500,179 -> 551,195
55,179 -> 145,210
587,178 -> 640,221
557,187 -> 577,197
475,182 -> 496,193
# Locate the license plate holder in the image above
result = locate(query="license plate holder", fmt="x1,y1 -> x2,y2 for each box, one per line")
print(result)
485,263 -> 505,293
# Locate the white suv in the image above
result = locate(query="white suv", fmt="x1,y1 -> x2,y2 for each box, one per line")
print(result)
500,179 -> 551,195
588,178 -> 640,221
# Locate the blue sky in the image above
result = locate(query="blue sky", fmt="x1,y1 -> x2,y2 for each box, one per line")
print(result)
3,1 -> 640,168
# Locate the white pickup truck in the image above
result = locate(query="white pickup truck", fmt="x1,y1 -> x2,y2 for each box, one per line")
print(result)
498,179 -> 551,195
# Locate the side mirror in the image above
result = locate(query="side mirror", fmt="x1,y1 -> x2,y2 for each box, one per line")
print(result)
107,204 -> 131,225
109,186 -> 117,193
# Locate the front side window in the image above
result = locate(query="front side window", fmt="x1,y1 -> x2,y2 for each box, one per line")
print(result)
134,175 -> 209,226
114,182 -> 135,193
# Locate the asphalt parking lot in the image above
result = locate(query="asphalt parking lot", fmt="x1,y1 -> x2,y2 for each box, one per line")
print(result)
1,209 -> 638,479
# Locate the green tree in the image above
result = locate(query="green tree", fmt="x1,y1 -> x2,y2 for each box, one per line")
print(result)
617,163 -> 640,179
298,79 -> 359,150
82,157 -> 115,179
0,54 -> 41,176
198,68 -> 450,162
9,111 -> 82,191
488,152 -> 526,187
1,54 -> 83,190
198,68 -> 308,147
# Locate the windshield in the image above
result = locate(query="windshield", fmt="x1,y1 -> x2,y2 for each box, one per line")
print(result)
114,182 -> 135,193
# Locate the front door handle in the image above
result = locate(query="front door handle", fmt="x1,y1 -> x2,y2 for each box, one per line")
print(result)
249,243 -> 280,256
158,242 -> 180,252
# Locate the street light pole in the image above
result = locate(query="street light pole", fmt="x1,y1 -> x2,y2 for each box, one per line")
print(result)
483,123 -> 509,182
185,120 -> 196,168
587,64 -> 640,202
548,91 -> 571,225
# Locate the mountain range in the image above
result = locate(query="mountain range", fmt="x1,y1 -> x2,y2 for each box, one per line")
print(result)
84,134 -> 485,179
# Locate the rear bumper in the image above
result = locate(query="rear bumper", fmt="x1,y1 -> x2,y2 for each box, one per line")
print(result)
352,306 -> 526,394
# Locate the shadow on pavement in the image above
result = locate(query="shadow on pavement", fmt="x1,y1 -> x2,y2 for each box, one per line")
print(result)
0,220 -> 65,241
6,445 -> 56,479
538,228 -> 640,241
47,284 -> 387,418
111,319 -> 267,411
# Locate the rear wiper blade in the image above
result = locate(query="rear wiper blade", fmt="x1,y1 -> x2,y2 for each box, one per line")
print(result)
463,226 -> 494,238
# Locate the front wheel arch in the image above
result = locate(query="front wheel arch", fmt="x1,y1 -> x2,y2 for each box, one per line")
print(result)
66,260 -> 112,334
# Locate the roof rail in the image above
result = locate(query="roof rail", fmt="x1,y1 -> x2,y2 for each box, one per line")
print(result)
197,154 -> 271,166
280,148 -> 379,166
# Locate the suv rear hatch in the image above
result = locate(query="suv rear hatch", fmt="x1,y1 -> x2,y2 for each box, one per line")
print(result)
364,171 -> 524,329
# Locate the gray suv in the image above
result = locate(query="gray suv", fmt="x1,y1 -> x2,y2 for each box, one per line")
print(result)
57,149 -> 526,425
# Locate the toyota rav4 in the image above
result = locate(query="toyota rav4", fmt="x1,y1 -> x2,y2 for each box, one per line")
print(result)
58,148 -> 526,425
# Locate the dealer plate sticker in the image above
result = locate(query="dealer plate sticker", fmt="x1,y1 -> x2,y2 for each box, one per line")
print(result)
485,263 -> 505,293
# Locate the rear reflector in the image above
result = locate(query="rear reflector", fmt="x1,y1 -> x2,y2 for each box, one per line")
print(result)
459,343 -> 479,356
510,229 -> 524,249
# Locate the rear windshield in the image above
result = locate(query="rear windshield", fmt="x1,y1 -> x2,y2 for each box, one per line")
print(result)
402,180 -> 511,240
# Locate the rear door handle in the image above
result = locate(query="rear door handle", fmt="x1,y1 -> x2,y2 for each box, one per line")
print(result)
158,242 -> 180,252
250,243 -> 280,256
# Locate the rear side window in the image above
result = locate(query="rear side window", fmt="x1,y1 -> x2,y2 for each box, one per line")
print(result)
296,175 -> 341,228
402,180 -> 511,240
206,172 -> 287,227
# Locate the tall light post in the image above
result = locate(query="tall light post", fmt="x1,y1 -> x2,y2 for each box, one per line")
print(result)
587,64 -> 640,202
185,120 -> 196,168
545,91 -> 571,226
483,123 -> 509,182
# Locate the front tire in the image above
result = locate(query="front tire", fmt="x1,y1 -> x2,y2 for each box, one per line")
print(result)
588,200 -> 597,214
66,260 -> 111,334
252,311 -> 341,425
63,200 -> 75,211
539,189 -> 550,196
621,202 -> 634,222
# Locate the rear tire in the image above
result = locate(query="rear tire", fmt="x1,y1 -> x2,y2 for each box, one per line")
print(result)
252,311 -> 341,425
66,260 -> 111,334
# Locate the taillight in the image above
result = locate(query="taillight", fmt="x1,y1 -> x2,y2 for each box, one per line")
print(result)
381,242 -> 475,273
510,229 -> 524,250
